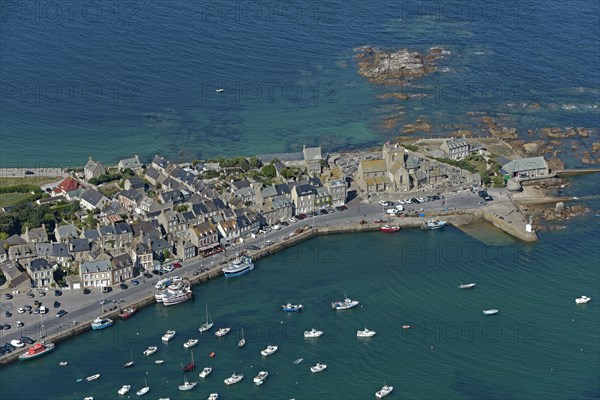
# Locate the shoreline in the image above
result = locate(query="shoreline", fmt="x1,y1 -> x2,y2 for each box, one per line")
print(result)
0,208 -> 535,367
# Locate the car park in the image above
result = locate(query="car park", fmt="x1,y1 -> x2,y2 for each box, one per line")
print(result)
56,310 -> 68,318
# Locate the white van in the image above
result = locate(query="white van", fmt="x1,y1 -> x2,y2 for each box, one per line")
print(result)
385,208 -> 398,214
39,306 -> 48,314
155,278 -> 172,289
395,205 -> 404,212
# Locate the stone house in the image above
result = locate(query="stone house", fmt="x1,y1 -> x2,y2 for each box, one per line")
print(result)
357,159 -> 389,192
26,258 -> 56,287
118,189 -> 143,212
325,178 -> 347,206
22,225 -> 49,243
502,157 -> 549,179
291,184 -> 316,214
54,224 -> 79,243
441,138 -> 470,160
84,156 -> 106,181
303,145 -> 323,175
80,188 -> 110,211
118,155 -> 142,171
217,219 -> 240,245
80,260 -> 112,288
8,243 -> 37,267
125,175 -> 145,191
51,176 -> 80,197
130,242 -> 153,272
110,253 -> 135,283
189,221 -> 220,255
261,196 -> 293,225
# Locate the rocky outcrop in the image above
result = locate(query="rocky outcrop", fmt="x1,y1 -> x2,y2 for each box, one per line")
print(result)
355,47 -> 444,85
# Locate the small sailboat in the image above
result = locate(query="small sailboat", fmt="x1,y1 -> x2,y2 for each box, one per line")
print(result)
136,378 -> 150,396
178,374 -> 197,391
238,328 -> 245,348
183,350 -> 195,372
199,305 -> 214,332
124,350 -> 135,368
216,88 -> 224,93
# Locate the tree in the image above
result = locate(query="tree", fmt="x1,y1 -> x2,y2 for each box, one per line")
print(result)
248,156 -> 262,169
261,164 -> 276,178
0,232 -> 8,240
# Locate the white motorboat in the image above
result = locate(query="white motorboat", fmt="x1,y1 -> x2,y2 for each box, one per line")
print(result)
293,358 -> 303,364
59,361 -> 68,366
224,373 -> 243,385
483,309 -> 499,315
199,305 -> 214,332
178,376 -> 197,391
261,345 -> 278,356
143,346 -> 158,356
155,360 -> 165,365
304,328 -> 323,338
136,378 -> 150,396
216,88 -> 224,93
86,374 -> 100,382
118,385 -> 131,395
576,296 -> 591,304
162,330 -> 176,342
331,296 -> 359,310
215,327 -> 230,337
199,366 -> 213,378
183,338 -> 198,348
458,283 -> 476,289
421,219 -> 446,230
357,327 -> 376,337
376,385 -> 394,398
84,397 -> 93,400
253,370 -> 269,385
208,394 -> 219,400
310,363 -> 327,373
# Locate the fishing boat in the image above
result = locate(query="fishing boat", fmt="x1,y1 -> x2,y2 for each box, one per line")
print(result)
253,370 -> 269,385
124,350 -> 135,368
183,351 -> 195,372
208,394 -> 219,400
281,303 -> 303,312
161,280 -> 193,306
483,309 -> 499,315
238,328 -> 245,348
293,358 -> 303,365
222,256 -> 254,277
376,385 -> 394,398
119,306 -> 137,319
118,385 -> 131,395
86,374 -> 100,382
199,305 -> 214,332
380,225 -> 400,233
357,327 -> 376,337
91,317 -> 113,330
18,342 -> 55,361
458,283 -> 476,289
224,372 -> 243,385
421,219 -> 446,230
143,346 -> 158,356
304,328 -> 323,338
310,363 -> 327,373
162,330 -> 176,342
261,345 -> 278,357
183,338 -> 198,349
331,296 -> 359,310
178,375 -> 197,391
199,366 -> 212,378
576,295 -> 591,304
136,378 -> 150,396
215,327 -> 230,337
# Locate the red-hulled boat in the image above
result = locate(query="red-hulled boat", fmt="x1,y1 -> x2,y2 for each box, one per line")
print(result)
119,306 -> 137,320
380,225 -> 400,233
183,350 -> 195,372
19,342 -> 55,361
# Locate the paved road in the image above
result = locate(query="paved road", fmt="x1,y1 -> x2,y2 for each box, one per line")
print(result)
0,189 -> 493,347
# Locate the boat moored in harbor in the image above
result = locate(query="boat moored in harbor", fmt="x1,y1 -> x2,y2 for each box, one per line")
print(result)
224,373 -> 243,385
421,219 -> 446,230
162,330 -> 176,342
576,295 -> 591,304
119,306 -> 137,319
380,225 -> 400,233
304,328 -> 323,338
143,346 -> 158,356
483,309 -> 499,315
183,338 -> 198,348
310,363 -> 327,373
86,374 -> 100,382
222,256 -> 254,277
261,345 -> 278,356
357,327 -> 376,337
199,366 -> 212,378
161,280 -> 192,306
253,370 -> 269,385
178,375 -> 197,391
458,283 -> 476,289
199,305 -> 214,332
281,303 -> 303,312
215,327 -> 230,337
91,317 -> 113,330
376,385 -> 394,398
18,342 -> 55,361
332,297 -> 359,310
118,385 -> 131,395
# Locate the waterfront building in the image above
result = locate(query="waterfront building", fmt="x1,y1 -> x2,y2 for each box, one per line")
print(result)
291,184 -> 316,214
84,156 -> 106,181
303,145 -> 323,175
80,188 -> 110,211
26,258 -> 56,287
118,155 -> 142,171
80,260 -> 112,288
440,137 -> 470,160
130,242 -> 153,271
501,157 -> 550,179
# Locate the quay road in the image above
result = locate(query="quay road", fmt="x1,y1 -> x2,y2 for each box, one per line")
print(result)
0,188 -> 496,353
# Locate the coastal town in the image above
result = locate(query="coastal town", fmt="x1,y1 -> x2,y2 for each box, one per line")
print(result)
0,137 -> 596,364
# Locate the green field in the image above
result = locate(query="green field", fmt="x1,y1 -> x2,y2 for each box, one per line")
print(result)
0,176 -> 60,208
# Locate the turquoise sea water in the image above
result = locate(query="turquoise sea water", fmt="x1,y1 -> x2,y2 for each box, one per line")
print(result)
1,0 -> 599,165
1,192 -> 598,399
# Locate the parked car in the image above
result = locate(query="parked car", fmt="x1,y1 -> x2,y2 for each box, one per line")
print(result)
5,293 -> 13,300
484,195 -> 494,201
27,292 -> 34,298
280,221 -> 289,226
272,224 -> 281,230
56,310 -> 68,318
38,291 -> 46,297
53,301 -> 60,308
336,205 -> 348,211
131,279 -> 139,286
289,217 -> 298,223
297,214 -> 307,220
54,290 -> 62,296
99,299 -> 111,305
3,324 -> 11,330
4,311 -> 11,318
24,170 -> 34,175
17,308 -> 25,314
265,240 -> 274,246
20,336 -> 34,345
83,288 -> 90,295
16,321 -> 24,327
478,190 -> 488,197
379,200 -> 389,206
319,209 -> 328,215
120,283 -> 128,290
144,272 -> 153,279
173,262 -> 182,269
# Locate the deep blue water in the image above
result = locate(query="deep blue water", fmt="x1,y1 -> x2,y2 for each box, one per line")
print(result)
1,0 -> 599,166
